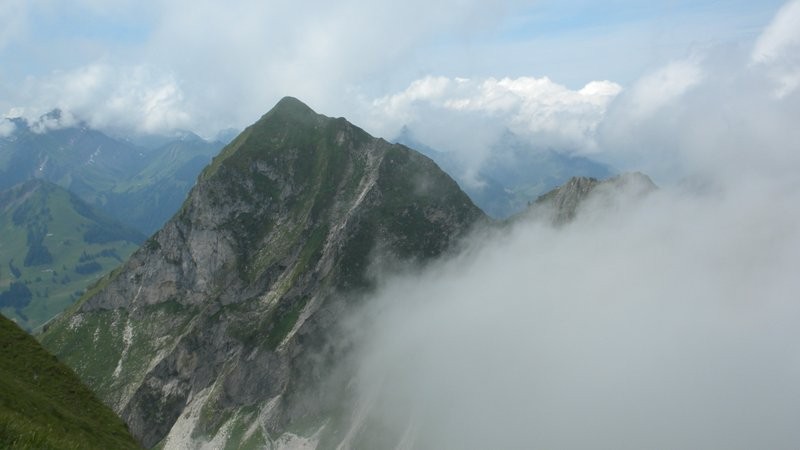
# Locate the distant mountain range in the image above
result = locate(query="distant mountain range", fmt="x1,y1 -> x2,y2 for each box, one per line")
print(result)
395,126 -> 613,219
0,111 -> 225,235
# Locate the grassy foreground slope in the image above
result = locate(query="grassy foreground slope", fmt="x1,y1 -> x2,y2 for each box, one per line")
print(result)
0,314 -> 140,449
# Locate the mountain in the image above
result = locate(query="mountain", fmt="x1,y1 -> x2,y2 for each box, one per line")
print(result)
525,172 -> 657,225
396,126 -> 613,219
0,313 -> 141,449
213,127 -> 242,145
0,180 -> 144,330
0,114 -> 224,234
0,114 -> 149,196
101,135 -> 224,234
41,97 -> 485,448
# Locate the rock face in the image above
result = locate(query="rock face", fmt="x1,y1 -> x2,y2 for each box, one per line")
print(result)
527,172 -> 657,225
41,97 -> 485,448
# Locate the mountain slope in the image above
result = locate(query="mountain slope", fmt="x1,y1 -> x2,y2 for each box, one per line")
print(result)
41,97 -> 485,448
102,136 -> 223,233
0,180 -> 143,330
0,313 -> 140,449
0,113 -> 148,198
525,172 -> 657,225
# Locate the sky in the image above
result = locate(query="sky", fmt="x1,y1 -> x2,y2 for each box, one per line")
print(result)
0,1 -> 790,145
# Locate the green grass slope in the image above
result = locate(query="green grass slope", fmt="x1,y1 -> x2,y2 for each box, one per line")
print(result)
0,180 -> 143,330
0,314 -> 140,449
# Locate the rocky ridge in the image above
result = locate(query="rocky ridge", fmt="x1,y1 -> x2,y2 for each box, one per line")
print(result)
41,97 -> 485,448
528,172 -> 657,225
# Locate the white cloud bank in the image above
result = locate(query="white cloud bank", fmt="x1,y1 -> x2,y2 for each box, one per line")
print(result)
10,63 -> 191,135
350,176 -> 800,449
365,75 -> 621,157
339,3 -> 800,448
0,118 -> 16,137
1,0 -> 522,136
752,0 -> 800,96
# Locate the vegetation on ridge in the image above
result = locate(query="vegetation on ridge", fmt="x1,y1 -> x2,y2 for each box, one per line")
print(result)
39,96 -> 487,448
0,314 -> 140,449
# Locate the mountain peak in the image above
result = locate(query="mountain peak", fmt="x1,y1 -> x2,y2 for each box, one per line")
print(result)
42,100 -> 485,447
529,172 -> 657,224
264,96 -> 320,121
202,96 -> 352,181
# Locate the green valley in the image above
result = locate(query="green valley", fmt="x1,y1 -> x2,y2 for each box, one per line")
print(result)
0,180 -> 143,330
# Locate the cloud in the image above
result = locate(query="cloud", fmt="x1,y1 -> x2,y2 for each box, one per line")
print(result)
593,2 -> 800,183
1,0 -> 523,136
0,0 -> 34,50
10,63 -> 192,135
752,0 -> 800,62
2,0 -> 786,141
28,109 -> 79,134
752,0 -> 800,96
0,119 -> 16,137
134,0 -> 521,133
348,175 -> 800,448
599,48 -> 800,183
361,75 -> 621,170
623,60 -> 704,119
337,4 -> 800,447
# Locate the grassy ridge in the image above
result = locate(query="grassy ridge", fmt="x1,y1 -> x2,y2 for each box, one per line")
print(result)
0,314 -> 140,449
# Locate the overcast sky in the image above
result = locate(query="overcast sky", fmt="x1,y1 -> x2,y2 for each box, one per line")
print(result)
0,1 -> 789,138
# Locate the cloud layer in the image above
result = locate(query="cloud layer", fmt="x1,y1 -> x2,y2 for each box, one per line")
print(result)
351,176 -> 800,448
340,4 -> 800,447
0,0 -> 520,136
1,1 -> 788,141
752,0 -> 800,96
9,64 -> 190,135
364,76 -> 621,158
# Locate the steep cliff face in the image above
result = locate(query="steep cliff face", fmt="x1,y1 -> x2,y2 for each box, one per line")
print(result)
41,97 -> 485,448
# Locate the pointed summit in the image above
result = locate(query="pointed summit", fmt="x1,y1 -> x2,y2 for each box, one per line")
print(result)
42,97 -> 485,447
270,95 -> 317,115
256,96 -> 324,128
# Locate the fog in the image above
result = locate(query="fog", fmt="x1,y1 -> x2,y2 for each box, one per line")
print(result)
341,3 -> 800,448
347,172 -> 800,449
